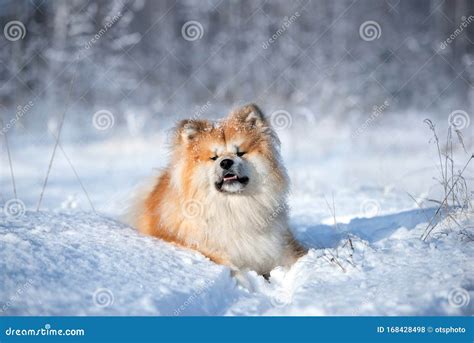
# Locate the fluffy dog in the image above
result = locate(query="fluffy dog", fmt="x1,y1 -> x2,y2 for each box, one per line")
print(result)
133,104 -> 305,277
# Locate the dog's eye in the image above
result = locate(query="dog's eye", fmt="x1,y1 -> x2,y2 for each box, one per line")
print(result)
236,151 -> 246,157
210,156 -> 218,161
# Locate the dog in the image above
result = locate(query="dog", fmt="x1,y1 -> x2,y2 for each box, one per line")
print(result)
133,104 -> 305,278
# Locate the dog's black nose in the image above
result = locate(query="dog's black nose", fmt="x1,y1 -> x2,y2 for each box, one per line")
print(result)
220,159 -> 234,170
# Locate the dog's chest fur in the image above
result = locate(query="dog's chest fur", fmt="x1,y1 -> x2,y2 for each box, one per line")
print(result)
174,189 -> 291,274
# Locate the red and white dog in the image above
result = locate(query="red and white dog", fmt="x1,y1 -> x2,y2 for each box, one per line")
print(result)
132,104 -> 305,277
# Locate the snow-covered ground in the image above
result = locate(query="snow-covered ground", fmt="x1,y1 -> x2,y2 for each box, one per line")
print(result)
1,114 -> 473,315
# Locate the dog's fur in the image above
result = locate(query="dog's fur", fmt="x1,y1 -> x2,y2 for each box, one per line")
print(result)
133,104 -> 305,276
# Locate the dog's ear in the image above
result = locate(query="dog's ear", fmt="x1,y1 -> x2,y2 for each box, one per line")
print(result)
229,103 -> 281,148
228,103 -> 268,129
174,119 -> 210,144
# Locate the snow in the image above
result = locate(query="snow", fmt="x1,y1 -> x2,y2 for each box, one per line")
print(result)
1,118 -> 473,316
1,208 -> 472,316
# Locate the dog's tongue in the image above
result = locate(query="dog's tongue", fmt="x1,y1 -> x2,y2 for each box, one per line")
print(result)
223,174 -> 238,182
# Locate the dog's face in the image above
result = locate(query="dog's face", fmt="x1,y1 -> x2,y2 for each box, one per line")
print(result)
171,104 -> 285,195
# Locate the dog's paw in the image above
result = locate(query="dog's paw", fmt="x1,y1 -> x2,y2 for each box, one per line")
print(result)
268,266 -> 288,284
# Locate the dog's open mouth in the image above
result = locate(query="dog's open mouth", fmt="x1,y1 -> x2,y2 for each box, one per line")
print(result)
216,173 -> 249,191
223,173 -> 238,182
